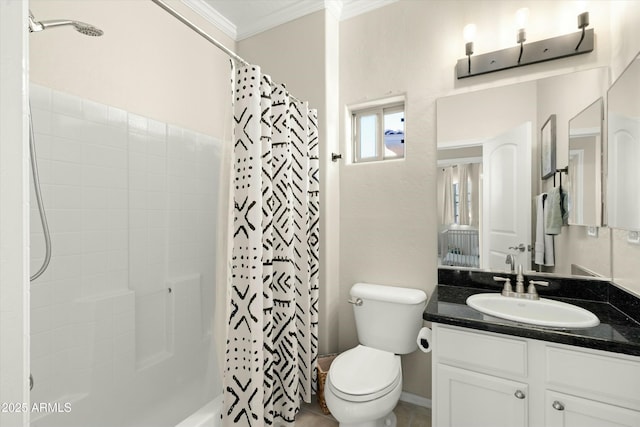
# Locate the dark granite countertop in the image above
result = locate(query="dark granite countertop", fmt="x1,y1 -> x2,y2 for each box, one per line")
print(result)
424,268 -> 640,357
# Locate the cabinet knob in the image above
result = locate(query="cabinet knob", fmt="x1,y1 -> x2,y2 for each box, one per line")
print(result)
552,401 -> 565,411
514,390 -> 526,399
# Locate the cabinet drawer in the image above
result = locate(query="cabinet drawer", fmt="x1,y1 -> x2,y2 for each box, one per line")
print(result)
437,364 -> 528,427
545,390 -> 640,427
546,346 -> 640,410
436,326 -> 528,378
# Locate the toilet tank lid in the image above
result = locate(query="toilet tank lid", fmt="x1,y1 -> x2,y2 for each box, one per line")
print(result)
351,283 -> 427,304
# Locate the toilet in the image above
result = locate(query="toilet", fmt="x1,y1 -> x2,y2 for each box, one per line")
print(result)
324,283 -> 428,427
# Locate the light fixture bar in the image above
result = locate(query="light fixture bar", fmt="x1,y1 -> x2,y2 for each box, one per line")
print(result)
456,28 -> 594,79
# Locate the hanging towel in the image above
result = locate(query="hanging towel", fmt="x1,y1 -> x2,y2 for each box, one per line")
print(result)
545,187 -> 568,235
535,193 -> 555,266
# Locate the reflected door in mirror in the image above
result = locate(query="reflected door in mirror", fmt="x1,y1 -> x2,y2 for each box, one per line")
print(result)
608,54 -> 640,231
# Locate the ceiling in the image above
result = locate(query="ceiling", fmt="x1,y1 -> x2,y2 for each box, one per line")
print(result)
183,0 -> 398,41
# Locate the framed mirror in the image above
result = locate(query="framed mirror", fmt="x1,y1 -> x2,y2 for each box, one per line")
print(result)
568,98 -> 604,227
437,67 -> 611,278
607,53 -> 640,231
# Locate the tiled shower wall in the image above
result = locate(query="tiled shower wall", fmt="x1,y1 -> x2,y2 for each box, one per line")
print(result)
29,84 -> 222,425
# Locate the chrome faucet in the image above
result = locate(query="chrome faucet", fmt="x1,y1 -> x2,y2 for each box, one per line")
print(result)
494,265 -> 549,300
515,264 -> 525,294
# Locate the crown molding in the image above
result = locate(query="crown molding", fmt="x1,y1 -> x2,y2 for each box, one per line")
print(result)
181,0 -> 237,40
340,0 -> 398,21
184,0 -> 398,42
235,1 -> 326,40
325,0 -> 344,21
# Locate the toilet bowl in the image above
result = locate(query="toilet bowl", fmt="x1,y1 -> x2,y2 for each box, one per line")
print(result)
324,345 -> 402,427
324,283 -> 427,427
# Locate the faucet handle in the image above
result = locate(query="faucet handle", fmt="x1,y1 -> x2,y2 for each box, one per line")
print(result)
494,276 -> 513,295
527,280 -> 549,298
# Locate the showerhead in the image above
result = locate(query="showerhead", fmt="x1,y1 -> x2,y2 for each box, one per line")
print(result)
72,23 -> 104,37
29,10 -> 103,37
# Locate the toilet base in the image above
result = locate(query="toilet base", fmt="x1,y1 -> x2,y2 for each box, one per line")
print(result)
338,411 -> 396,427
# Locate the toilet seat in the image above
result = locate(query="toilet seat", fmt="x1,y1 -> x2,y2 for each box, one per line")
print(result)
327,345 -> 401,402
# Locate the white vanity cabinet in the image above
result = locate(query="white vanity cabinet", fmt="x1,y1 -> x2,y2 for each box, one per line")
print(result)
432,324 -> 640,427
436,364 -> 528,427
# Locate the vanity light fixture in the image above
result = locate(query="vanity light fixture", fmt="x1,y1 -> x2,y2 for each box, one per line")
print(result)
515,8 -> 529,64
456,8 -> 594,79
463,23 -> 476,74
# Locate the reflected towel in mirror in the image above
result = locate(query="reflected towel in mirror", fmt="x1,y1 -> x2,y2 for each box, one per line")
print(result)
545,187 -> 568,235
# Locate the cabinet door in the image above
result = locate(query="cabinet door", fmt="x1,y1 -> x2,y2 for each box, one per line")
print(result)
436,364 -> 528,427
546,391 -> 640,427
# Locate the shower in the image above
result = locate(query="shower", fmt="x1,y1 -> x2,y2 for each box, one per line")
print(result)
28,10 -> 104,37
26,5 -> 226,425
28,10 -> 103,281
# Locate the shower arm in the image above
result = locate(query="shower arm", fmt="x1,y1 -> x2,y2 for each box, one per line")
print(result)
37,20 -> 78,30
28,10 -> 103,36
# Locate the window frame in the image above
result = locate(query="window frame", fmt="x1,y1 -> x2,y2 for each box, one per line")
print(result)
352,101 -> 405,163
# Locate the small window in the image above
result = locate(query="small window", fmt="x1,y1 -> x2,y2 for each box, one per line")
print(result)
352,102 -> 405,163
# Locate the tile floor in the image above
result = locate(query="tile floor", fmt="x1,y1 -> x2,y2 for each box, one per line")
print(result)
296,399 -> 432,427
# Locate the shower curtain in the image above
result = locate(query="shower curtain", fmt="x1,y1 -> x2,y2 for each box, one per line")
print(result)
223,64 -> 319,427
441,166 -> 454,225
457,164 -> 470,225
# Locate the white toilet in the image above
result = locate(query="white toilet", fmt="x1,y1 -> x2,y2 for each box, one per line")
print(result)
324,282 -> 428,427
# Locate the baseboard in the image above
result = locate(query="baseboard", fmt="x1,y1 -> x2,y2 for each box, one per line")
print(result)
400,391 -> 432,408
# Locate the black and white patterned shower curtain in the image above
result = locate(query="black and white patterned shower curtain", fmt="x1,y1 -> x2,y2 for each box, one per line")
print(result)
223,64 -> 319,427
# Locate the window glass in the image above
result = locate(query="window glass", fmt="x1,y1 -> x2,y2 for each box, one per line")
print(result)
351,99 -> 405,163
359,114 -> 377,159
384,110 -> 404,159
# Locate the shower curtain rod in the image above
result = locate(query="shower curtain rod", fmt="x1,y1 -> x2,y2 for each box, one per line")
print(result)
151,0 -> 303,103
151,0 -> 248,65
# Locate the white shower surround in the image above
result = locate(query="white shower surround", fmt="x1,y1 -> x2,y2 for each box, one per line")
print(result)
29,84 -> 223,427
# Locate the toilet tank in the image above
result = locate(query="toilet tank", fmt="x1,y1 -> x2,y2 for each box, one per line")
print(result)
351,283 -> 428,354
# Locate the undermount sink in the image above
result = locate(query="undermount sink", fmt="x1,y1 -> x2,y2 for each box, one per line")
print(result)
466,293 -> 600,329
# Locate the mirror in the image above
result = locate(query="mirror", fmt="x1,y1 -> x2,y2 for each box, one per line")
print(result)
568,98 -> 604,227
607,53 -> 640,231
437,67 -> 611,278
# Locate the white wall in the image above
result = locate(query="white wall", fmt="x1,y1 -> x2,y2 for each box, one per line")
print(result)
0,2 -> 30,426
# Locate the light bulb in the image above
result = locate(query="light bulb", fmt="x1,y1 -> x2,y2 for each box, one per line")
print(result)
463,23 -> 477,43
515,8 -> 529,45
515,7 -> 529,30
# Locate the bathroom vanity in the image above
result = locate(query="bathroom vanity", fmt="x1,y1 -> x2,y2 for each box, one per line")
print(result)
424,268 -> 640,427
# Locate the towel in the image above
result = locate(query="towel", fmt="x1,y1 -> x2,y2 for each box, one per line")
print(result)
535,193 -> 555,266
545,187 -> 568,235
